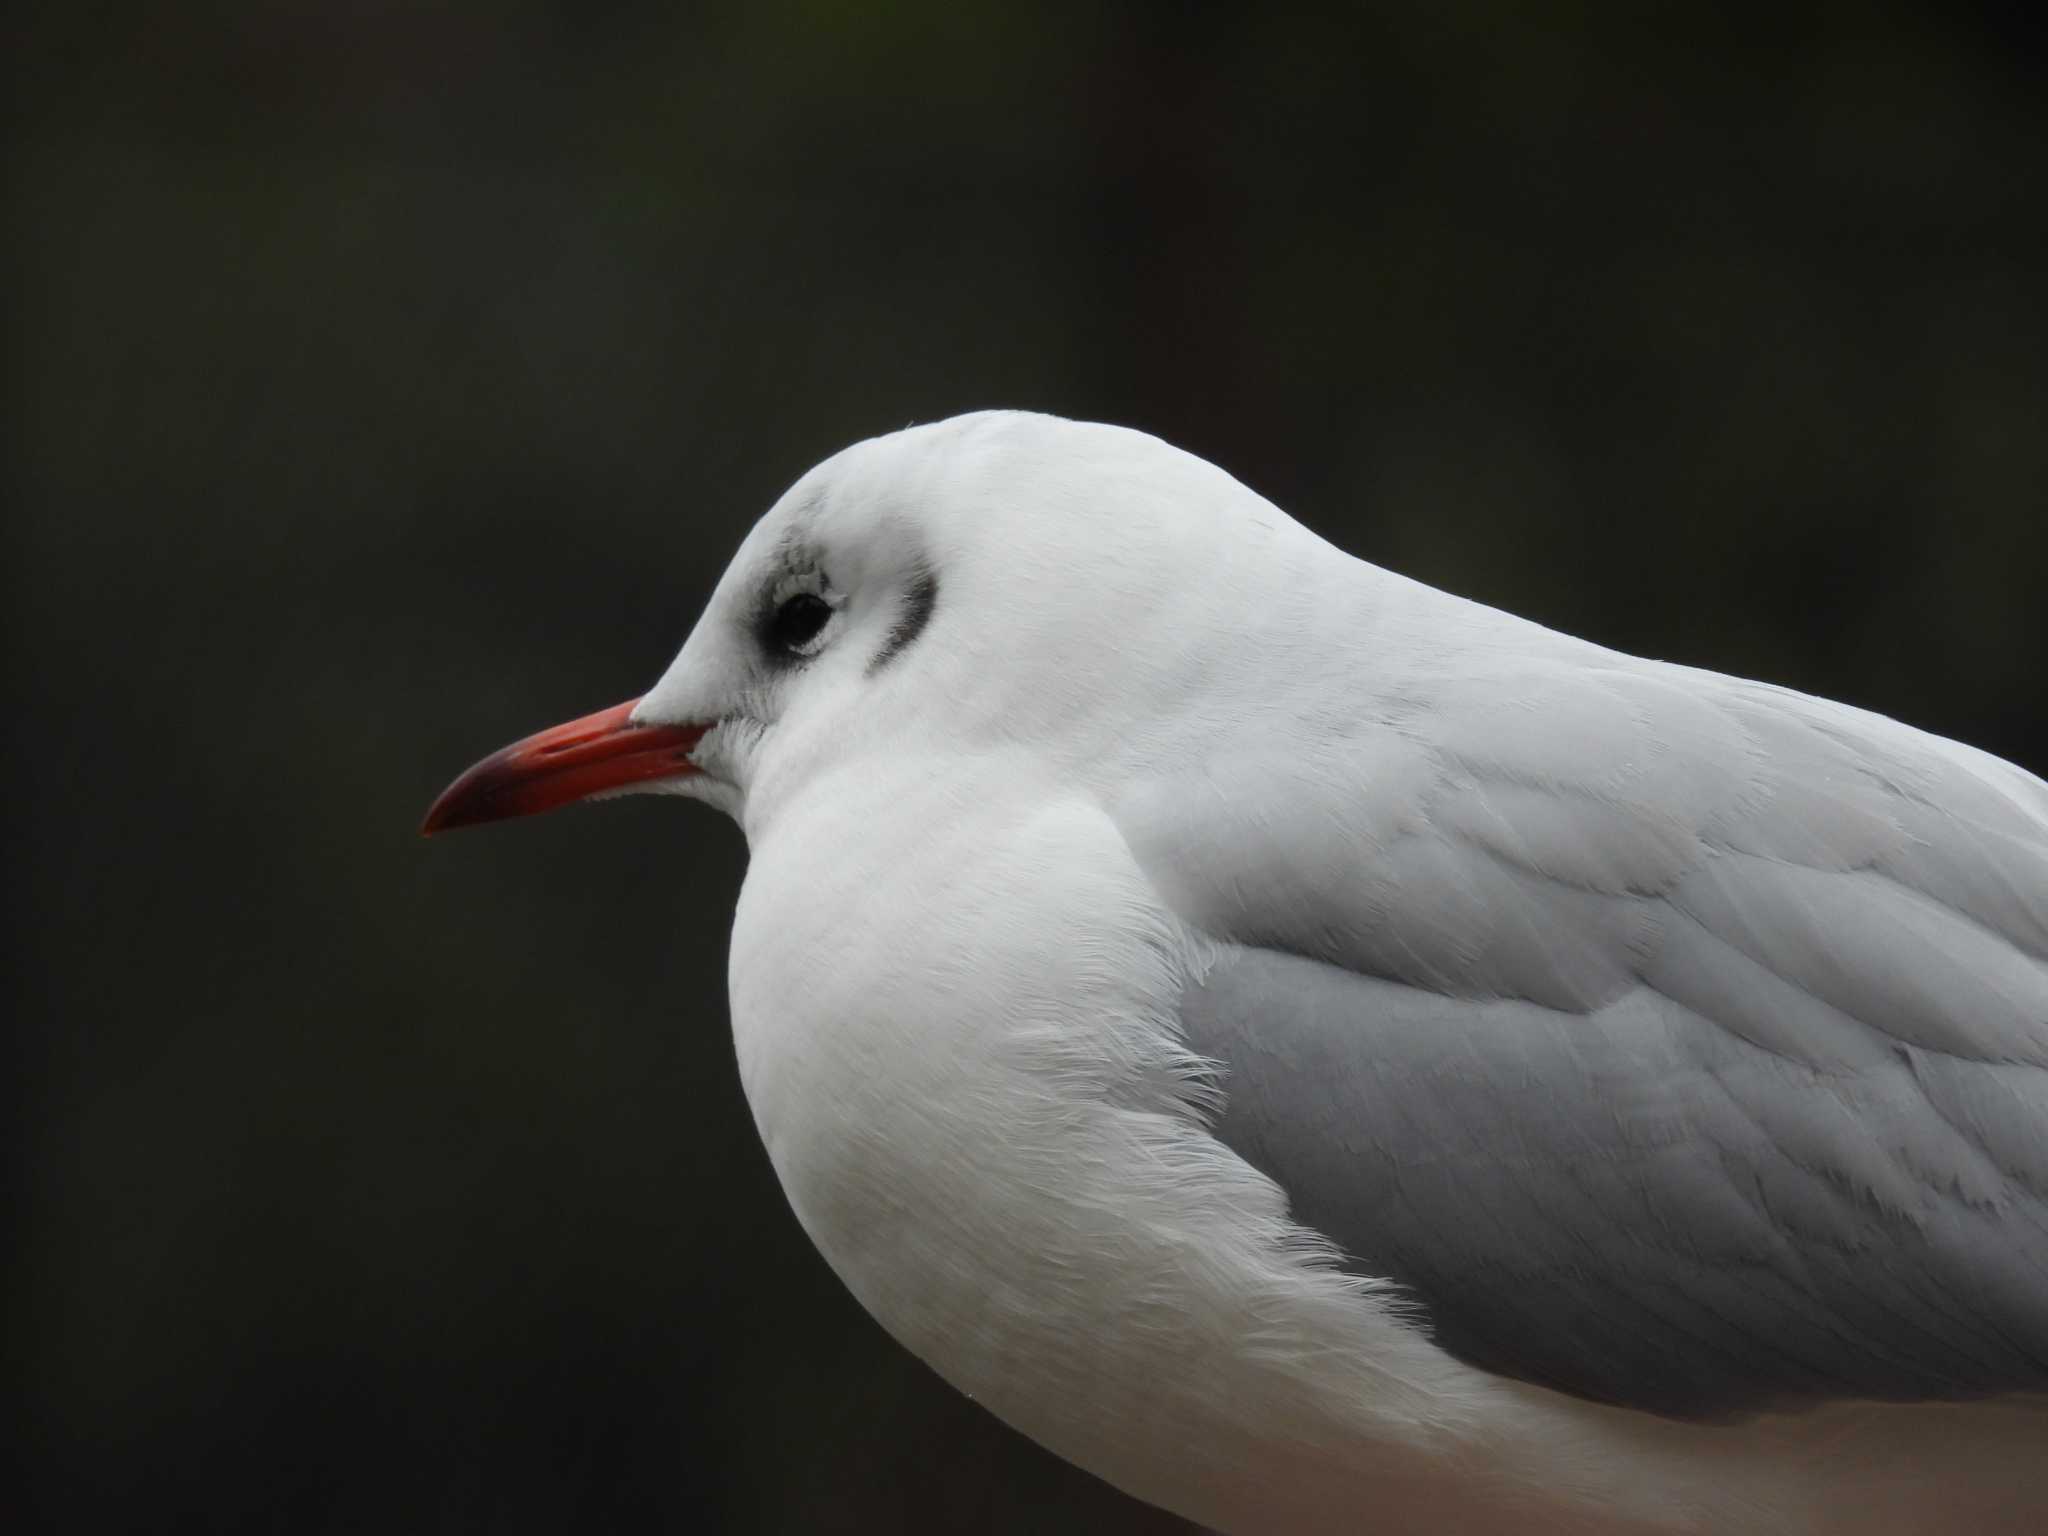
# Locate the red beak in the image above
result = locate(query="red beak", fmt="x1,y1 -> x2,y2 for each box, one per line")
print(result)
421,698 -> 709,836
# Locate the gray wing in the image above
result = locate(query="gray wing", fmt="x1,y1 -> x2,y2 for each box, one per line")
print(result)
1117,657 -> 2048,1420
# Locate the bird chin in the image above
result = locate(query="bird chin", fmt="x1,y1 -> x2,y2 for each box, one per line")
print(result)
608,771 -> 742,820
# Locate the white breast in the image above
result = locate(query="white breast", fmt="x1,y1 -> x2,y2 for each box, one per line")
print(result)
730,754 -> 1476,1519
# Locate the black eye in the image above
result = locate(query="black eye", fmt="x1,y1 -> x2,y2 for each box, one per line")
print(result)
769,591 -> 832,653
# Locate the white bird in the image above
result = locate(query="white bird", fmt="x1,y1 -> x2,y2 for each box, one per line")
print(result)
424,411 -> 2048,1534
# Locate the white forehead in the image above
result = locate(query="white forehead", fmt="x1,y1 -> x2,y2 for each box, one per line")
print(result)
732,409 -> 1278,589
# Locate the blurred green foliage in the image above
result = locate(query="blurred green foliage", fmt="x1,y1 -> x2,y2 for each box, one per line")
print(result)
10,3 -> 2046,1531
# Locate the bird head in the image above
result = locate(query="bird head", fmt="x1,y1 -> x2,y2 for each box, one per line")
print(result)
422,410 -> 1306,838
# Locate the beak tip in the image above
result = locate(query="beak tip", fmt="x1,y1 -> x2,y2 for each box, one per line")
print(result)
419,780 -> 493,837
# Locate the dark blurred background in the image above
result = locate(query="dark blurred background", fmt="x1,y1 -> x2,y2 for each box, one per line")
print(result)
10,3 -> 2046,1531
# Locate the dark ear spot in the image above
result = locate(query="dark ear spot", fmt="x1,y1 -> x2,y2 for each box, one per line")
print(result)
869,569 -> 939,674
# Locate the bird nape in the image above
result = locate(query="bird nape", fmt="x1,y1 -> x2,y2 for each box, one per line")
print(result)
426,410 -> 2048,1536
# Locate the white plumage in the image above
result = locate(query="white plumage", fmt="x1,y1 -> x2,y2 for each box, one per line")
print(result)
431,411 -> 2048,1533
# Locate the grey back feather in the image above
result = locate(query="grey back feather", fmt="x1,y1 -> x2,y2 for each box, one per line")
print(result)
1124,650 -> 2048,1420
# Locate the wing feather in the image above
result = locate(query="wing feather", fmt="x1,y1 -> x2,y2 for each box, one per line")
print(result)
1120,651 -> 2048,1418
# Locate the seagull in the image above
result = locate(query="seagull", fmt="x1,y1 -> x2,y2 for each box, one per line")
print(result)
423,411 -> 2048,1534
